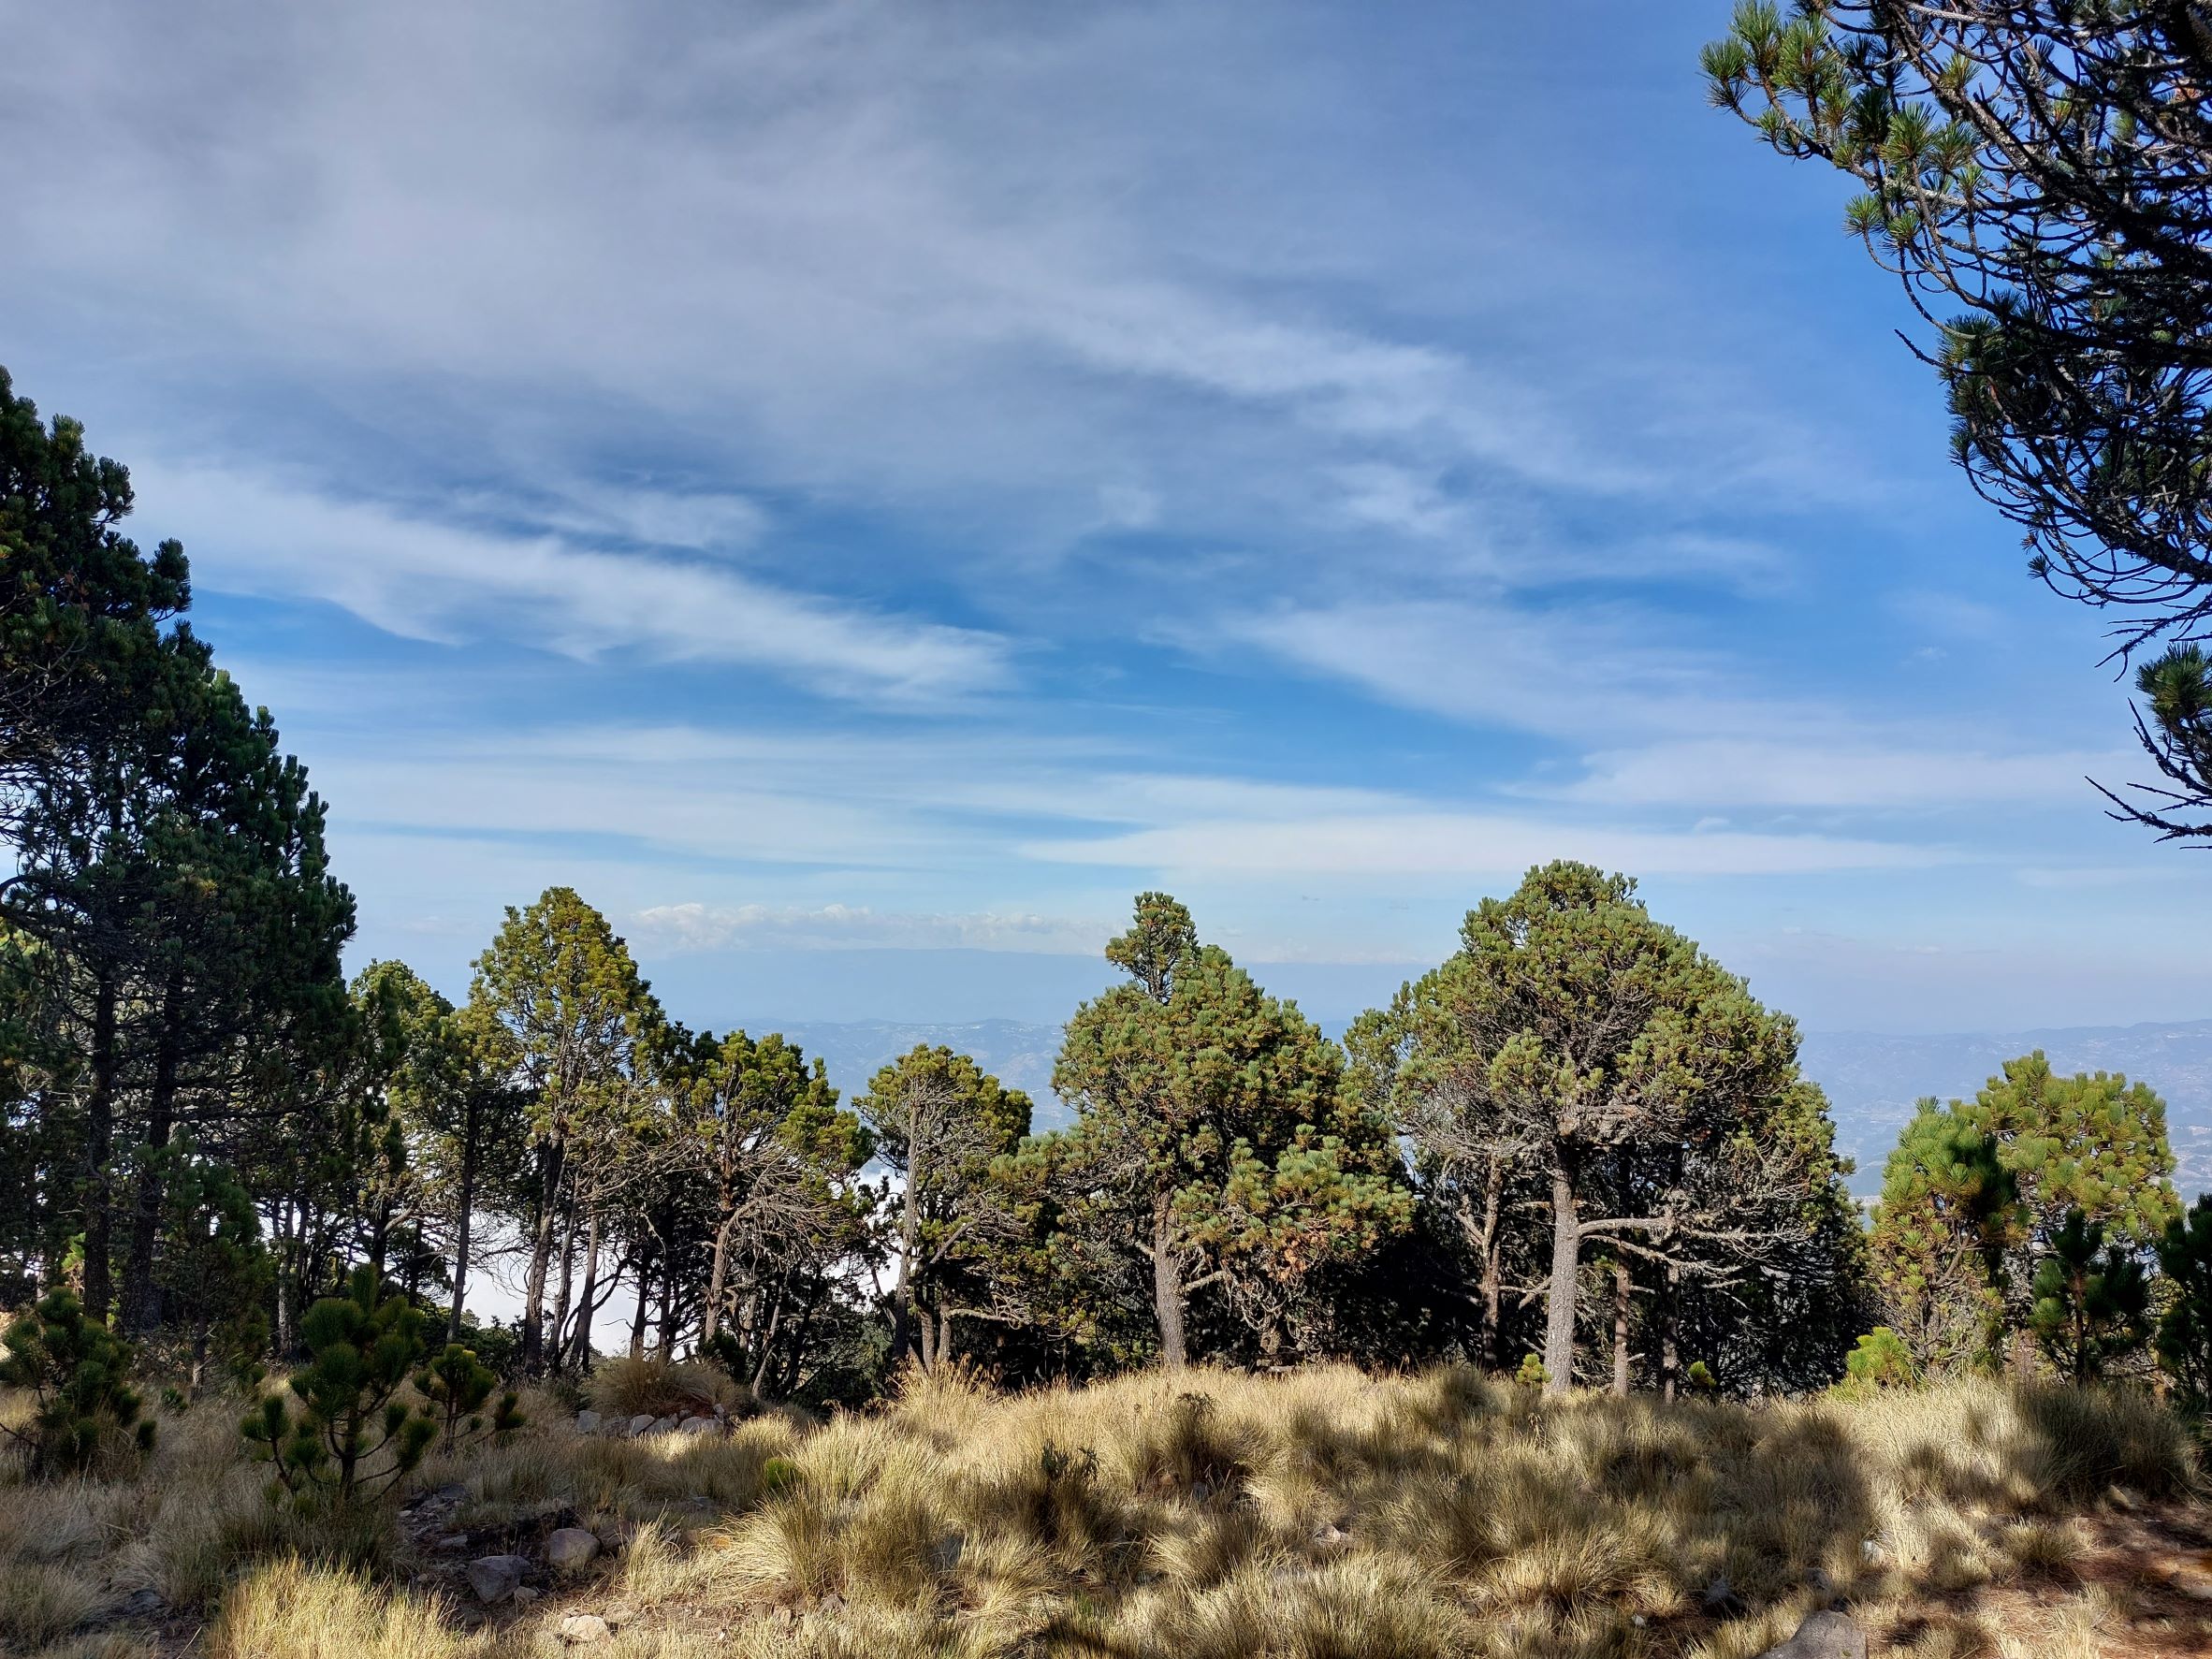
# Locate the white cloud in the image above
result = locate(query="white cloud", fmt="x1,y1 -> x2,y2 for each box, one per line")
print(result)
1226,598 -> 1778,741
0,0 -> 1872,575
630,901 -> 1102,954
1023,812 -> 1946,879
1551,738 -> 2123,810
138,465 -> 1008,704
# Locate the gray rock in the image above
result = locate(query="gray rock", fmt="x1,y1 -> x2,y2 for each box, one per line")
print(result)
648,1415 -> 677,1434
1701,1572 -> 1743,1615
627,1414 -> 655,1436
105,1588 -> 165,1623
512,1586 -> 540,1606
559,1613 -> 611,1645
545,1527 -> 601,1571
1755,1611 -> 1867,1659
930,1533 -> 965,1574
677,1414 -> 718,1435
818,1593 -> 847,1616
465,1554 -> 531,1603
575,1409 -> 602,1434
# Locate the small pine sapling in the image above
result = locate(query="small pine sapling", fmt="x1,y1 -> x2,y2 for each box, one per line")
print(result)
2156,1194 -> 2212,1409
0,1290 -> 155,1476
1840,1328 -> 1917,1396
240,1266 -> 437,1506
2030,1210 -> 2151,1384
413,1343 -> 524,1454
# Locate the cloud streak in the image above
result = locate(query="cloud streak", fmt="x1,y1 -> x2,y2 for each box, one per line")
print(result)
139,466 -> 1009,704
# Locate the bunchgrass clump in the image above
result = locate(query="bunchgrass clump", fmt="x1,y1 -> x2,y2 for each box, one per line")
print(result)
2,1366 -> 2202,1657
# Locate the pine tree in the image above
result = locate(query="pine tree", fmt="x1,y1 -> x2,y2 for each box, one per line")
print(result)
0,1288 -> 154,1476
240,1265 -> 438,1506
2155,1195 -> 2212,1409
1055,894 -> 1407,1368
856,1043 -> 1030,1372
470,889 -> 657,1373
1702,6 -> 2212,836
1870,1102 -> 2016,1376
2029,1210 -> 2150,1384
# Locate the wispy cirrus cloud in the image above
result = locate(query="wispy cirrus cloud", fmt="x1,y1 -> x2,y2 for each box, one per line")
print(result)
138,465 -> 1009,704
1022,811 -> 1947,879
630,901 -> 1103,955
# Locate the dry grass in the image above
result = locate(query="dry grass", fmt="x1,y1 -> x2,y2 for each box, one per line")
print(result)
582,1354 -> 749,1423
3,1368 -> 2206,1658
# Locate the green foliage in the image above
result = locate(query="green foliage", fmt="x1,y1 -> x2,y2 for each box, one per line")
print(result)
1702,7 -> 2212,837
0,367 -> 189,777
0,1289 -> 154,1476
1872,1057 -> 2179,1379
1513,1354 -> 1548,1389
240,1266 -> 438,1507
153,1142 -> 272,1387
760,1455 -> 801,1495
1839,1329 -> 1915,1396
2156,1195 -> 2212,1409
1390,861 -> 1856,1394
413,1342 -> 523,1454
1974,1055 -> 2177,1248
1685,1361 -> 1717,1394
2030,1210 -> 2151,1384
1055,894 -> 1409,1365
1870,1101 -> 2016,1376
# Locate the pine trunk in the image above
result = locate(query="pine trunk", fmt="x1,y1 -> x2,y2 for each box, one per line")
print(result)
1611,1260 -> 1632,1397
80,969 -> 121,1321
1542,1157 -> 1580,1394
1151,1190 -> 1188,1368
122,968 -> 186,1333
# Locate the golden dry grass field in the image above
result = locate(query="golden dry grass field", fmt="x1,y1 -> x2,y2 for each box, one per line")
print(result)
5,1363 -> 2210,1658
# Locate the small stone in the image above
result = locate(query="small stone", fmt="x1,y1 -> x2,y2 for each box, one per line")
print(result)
628,1414 -> 655,1436
466,1554 -> 531,1603
931,1533 -> 965,1574
546,1527 -> 601,1571
512,1586 -> 540,1605
114,1588 -> 166,1620
678,1415 -> 719,1435
602,1605 -> 638,1628
1754,1610 -> 1867,1659
818,1593 -> 847,1616
1701,1572 -> 1744,1615
649,1415 -> 677,1433
575,1409 -> 602,1434
558,1612 -> 611,1645
435,1532 -> 471,1553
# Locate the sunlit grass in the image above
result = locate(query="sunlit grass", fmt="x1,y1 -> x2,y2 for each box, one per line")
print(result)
1,1369 -> 2202,1657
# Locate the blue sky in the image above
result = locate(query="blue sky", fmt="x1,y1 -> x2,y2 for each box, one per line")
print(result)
4,1 -> 2204,1036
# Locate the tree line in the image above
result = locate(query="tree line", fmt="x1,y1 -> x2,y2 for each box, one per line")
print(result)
6,365 -> 2212,1424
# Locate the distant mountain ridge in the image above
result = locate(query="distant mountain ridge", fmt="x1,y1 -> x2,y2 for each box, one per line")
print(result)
772,1016 -> 2212,1200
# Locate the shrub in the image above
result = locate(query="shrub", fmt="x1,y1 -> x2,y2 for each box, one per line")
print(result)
584,1350 -> 744,1420
411,1344 -> 522,1455
0,1290 -> 154,1477
2156,1193 -> 2212,1407
240,1268 -> 436,1507
1839,1328 -> 1916,1396
2030,1210 -> 2151,1383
